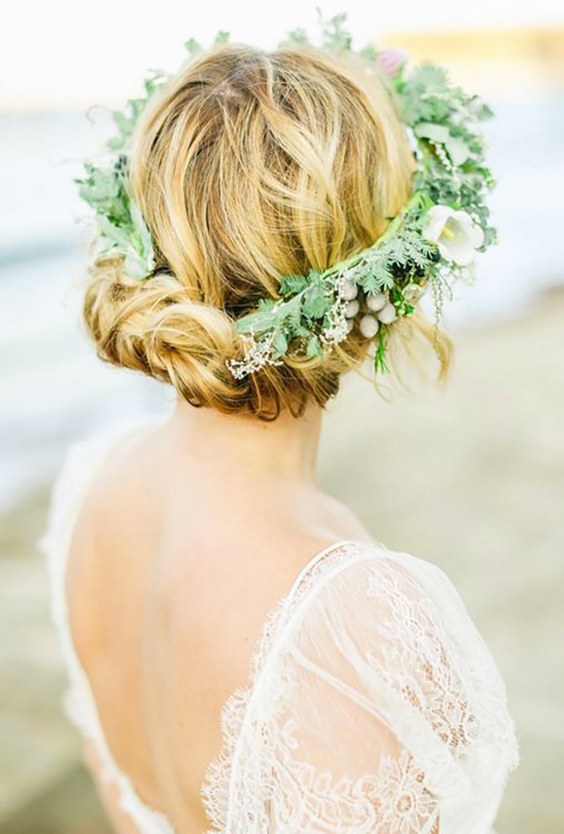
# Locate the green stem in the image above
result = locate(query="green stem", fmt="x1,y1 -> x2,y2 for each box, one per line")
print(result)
320,192 -> 423,280
374,327 -> 390,375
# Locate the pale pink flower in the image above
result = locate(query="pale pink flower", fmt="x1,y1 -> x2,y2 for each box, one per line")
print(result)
377,47 -> 409,76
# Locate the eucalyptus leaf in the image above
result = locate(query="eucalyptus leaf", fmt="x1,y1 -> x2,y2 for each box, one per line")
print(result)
273,330 -> 288,357
235,308 -> 280,334
414,123 -> 451,144
184,38 -> 202,55
257,297 -> 278,313
124,249 -> 149,279
306,336 -> 322,358
303,284 -> 330,319
95,215 -> 132,251
129,199 -> 154,261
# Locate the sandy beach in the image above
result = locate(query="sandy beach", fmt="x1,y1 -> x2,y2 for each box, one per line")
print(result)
1,284 -> 563,833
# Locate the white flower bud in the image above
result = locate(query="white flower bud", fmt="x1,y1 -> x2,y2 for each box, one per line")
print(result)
341,279 -> 358,301
345,299 -> 360,318
421,204 -> 485,266
377,303 -> 398,324
366,292 -> 388,312
359,315 -> 379,338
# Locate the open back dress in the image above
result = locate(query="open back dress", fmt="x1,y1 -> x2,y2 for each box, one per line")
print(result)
38,416 -> 519,834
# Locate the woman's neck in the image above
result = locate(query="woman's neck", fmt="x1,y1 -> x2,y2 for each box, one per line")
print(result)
163,395 -> 323,488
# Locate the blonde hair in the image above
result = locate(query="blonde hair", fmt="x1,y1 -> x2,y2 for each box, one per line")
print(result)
83,42 -> 454,420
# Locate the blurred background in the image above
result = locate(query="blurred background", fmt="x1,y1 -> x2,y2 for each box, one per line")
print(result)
1,1 -> 563,831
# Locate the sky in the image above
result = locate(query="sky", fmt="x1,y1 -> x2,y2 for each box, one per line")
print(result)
1,0 -> 564,110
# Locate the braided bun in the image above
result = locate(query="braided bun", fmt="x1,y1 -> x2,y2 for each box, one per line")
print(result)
84,264 -> 254,410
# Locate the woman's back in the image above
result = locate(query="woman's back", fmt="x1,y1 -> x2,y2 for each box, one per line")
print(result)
63,414 -> 374,832
42,413 -> 519,833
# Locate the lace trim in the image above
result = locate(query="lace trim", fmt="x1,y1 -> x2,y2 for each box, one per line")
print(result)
200,539 -> 376,833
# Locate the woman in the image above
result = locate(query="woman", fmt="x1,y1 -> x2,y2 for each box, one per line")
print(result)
40,28 -> 519,834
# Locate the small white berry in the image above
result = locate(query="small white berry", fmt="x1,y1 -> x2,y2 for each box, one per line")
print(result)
377,302 -> 398,324
345,318 -> 355,333
345,299 -> 360,318
366,292 -> 388,312
341,279 -> 358,301
359,315 -> 379,338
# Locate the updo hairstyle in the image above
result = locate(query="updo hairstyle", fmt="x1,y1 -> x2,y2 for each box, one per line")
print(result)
83,42 -> 453,420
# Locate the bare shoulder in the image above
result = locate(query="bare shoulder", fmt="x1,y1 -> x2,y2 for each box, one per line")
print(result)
64,408 -> 374,660
155,498 -> 374,687
69,418 -> 165,541
66,412 -> 372,630
65,419 -> 166,645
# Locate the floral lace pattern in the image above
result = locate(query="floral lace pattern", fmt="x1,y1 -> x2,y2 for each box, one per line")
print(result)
364,562 -> 484,758
270,732 -> 439,834
201,544 -> 519,834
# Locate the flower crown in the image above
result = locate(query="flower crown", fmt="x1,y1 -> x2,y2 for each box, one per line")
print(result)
75,12 -> 496,380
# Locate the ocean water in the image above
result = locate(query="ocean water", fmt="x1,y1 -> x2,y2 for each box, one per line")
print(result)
1,94 -> 563,511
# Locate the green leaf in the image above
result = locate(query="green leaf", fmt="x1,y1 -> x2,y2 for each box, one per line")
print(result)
106,135 -> 126,151
111,110 -> 133,136
280,26 -> 311,46
414,122 -> 451,144
279,274 -> 308,296
95,215 -> 132,251
129,199 -> 155,264
359,44 -> 378,61
235,307 -> 279,334
415,123 -> 471,167
184,38 -> 202,55
303,284 -> 331,319
306,336 -> 322,358
317,9 -> 352,52
294,323 -> 313,338
124,249 -> 148,279
273,330 -> 288,357
257,297 -> 278,313
285,293 -> 304,329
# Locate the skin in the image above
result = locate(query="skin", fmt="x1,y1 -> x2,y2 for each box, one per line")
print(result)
66,394 -> 376,833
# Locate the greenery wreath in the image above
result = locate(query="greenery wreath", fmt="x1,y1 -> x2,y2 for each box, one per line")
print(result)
75,11 -> 496,380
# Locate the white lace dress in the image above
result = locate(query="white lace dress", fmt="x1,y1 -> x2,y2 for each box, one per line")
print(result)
38,417 -> 519,834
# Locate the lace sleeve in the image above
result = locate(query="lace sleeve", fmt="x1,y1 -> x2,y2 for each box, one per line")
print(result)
245,550 -> 518,834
